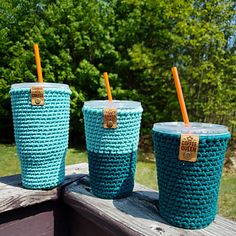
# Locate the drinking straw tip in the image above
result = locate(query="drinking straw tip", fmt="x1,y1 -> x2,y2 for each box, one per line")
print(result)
34,43 -> 43,83
103,72 -> 112,102
171,67 -> 189,126
171,67 -> 177,72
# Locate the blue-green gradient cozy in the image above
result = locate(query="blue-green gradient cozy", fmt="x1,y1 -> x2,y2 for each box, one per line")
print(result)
152,131 -> 230,229
10,84 -> 71,189
83,102 -> 142,199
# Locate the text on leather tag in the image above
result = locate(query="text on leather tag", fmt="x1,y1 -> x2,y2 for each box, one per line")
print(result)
104,108 -> 117,128
31,86 -> 44,106
179,134 -> 199,162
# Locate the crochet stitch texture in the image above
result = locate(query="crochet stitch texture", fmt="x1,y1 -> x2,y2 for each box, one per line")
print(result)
88,151 -> 137,199
152,131 -> 230,229
83,105 -> 142,198
10,87 -> 71,189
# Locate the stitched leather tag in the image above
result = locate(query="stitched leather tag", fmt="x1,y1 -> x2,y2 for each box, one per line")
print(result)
104,108 -> 117,129
31,86 -> 44,106
179,134 -> 199,162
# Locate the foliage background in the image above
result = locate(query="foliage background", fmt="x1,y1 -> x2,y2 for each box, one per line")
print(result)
0,0 -> 235,150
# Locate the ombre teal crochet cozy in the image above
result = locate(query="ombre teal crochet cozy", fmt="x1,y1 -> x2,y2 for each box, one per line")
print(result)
152,122 -> 230,229
83,100 -> 143,199
10,83 -> 71,189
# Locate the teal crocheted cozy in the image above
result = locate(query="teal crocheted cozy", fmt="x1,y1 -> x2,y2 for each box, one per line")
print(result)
88,151 -> 137,199
152,131 -> 230,229
83,101 -> 142,199
10,84 -> 71,189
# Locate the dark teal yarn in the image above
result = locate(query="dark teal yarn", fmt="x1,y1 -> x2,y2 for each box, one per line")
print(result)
152,131 -> 230,229
10,86 -> 71,189
83,103 -> 142,199
88,151 -> 137,199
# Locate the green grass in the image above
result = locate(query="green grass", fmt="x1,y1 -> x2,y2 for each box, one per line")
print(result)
219,175 -> 236,221
0,144 -> 88,176
136,160 -> 157,190
0,144 -> 20,176
0,144 -> 235,221
65,147 -> 88,165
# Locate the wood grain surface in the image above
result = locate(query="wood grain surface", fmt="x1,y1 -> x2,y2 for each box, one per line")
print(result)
0,163 -> 88,214
64,174 -> 236,236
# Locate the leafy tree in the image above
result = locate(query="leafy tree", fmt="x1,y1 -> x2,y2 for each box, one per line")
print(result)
0,0 -> 235,149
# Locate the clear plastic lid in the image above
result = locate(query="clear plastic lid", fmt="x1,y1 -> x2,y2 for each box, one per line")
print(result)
11,82 -> 70,90
83,100 -> 142,109
153,122 -> 229,135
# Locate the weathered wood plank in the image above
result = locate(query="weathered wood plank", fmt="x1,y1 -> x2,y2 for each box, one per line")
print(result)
0,163 -> 88,214
63,175 -> 236,236
0,207 -> 54,236
0,200 -> 69,236
67,206 -> 116,236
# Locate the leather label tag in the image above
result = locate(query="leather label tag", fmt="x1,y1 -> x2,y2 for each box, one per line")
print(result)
104,108 -> 117,129
179,134 -> 199,162
31,86 -> 44,106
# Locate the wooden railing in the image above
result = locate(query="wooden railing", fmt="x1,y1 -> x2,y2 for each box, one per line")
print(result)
0,164 -> 236,236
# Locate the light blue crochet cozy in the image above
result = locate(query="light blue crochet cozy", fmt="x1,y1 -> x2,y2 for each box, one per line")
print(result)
83,100 -> 143,199
10,83 -> 71,189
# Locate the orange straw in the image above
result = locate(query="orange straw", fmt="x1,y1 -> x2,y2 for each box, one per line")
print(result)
103,72 -> 112,102
34,44 -> 43,83
171,67 -> 189,127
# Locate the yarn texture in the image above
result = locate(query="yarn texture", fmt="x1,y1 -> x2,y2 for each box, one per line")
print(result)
83,104 -> 142,199
83,106 -> 143,154
88,151 -> 137,199
152,131 -> 230,229
10,86 -> 71,189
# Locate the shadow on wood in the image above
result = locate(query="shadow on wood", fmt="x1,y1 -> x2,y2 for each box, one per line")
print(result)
1,164 -> 236,236
0,201 -> 69,236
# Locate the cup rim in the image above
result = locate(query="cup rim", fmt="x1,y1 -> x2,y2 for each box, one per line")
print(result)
11,82 -> 70,90
83,100 -> 142,109
152,122 -> 230,135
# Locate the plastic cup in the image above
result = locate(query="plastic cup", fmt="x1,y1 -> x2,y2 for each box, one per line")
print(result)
152,122 -> 231,229
82,100 -> 143,199
10,83 -> 71,189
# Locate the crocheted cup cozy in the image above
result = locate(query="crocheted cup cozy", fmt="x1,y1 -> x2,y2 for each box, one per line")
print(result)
83,101 -> 143,199
10,83 -> 71,189
88,151 -> 137,199
152,129 -> 230,229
